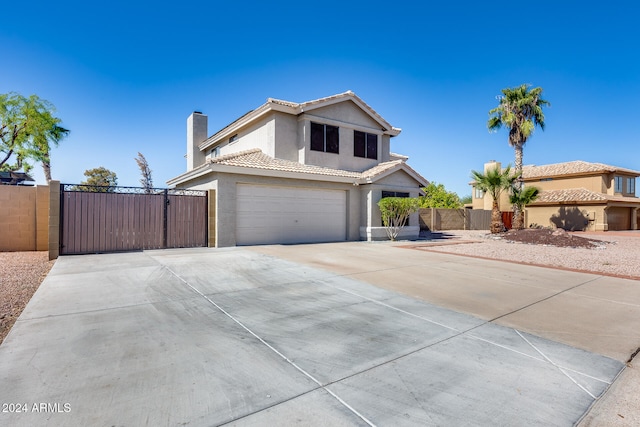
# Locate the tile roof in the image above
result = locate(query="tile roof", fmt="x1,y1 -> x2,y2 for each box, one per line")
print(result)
268,91 -> 400,133
202,91 -> 401,149
206,148 -> 422,183
523,160 -> 640,179
533,187 -> 640,204
209,149 -> 361,178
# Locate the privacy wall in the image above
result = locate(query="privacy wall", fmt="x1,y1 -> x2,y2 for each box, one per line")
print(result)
0,185 -> 50,251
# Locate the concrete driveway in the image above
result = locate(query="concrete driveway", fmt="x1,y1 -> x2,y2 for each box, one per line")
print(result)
0,242 -> 636,426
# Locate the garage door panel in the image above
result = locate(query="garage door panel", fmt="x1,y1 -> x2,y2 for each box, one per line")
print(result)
236,184 -> 346,245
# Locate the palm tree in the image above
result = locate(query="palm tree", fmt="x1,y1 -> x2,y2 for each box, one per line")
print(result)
471,165 -> 515,233
488,84 -> 549,229
36,124 -> 69,182
509,186 -> 540,229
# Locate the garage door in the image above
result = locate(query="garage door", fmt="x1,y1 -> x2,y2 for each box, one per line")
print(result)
607,207 -> 631,231
236,184 -> 346,245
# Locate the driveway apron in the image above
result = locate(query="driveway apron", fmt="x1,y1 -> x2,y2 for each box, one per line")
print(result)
0,247 -> 624,426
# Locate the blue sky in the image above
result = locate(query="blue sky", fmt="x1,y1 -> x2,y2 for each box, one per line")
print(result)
2,1 -> 638,197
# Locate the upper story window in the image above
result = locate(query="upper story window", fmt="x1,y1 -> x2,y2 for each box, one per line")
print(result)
229,134 -> 238,144
354,130 -> 378,160
614,176 -> 623,193
310,122 -> 339,154
627,177 -> 636,195
474,187 -> 484,199
210,147 -> 220,158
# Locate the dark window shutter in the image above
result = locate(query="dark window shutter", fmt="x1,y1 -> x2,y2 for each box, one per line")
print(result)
311,122 -> 324,151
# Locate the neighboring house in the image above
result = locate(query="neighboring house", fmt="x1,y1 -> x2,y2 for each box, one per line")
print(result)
471,160 -> 640,231
0,171 -> 35,186
168,91 -> 428,247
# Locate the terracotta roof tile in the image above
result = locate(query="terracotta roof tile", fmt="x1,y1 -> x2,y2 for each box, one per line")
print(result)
209,148 -> 362,178
523,160 -> 640,179
360,160 -> 405,179
533,187 -> 640,204
205,149 -> 427,185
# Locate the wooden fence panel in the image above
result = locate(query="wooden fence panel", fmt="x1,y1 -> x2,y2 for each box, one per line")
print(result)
60,186 -> 206,255
467,210 -> 492,230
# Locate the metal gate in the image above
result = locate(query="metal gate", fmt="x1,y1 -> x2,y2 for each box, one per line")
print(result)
60,184 -> 207,255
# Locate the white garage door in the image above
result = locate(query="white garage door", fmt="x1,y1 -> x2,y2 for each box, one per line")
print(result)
236,184 -> 347,245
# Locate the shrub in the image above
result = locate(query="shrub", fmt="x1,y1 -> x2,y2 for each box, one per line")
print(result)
378,197 -> 420,241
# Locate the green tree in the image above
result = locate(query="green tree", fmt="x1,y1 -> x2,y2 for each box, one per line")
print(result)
0,92 -> 69,179
419,182 -> 463,208
378,197 -> 420,241
471,165 -> 516,234
509,186 -> 540,229
135,152 -> 153,193
488,84 -> 549,229
79,167 -> 118,192
460,195 -> 472,205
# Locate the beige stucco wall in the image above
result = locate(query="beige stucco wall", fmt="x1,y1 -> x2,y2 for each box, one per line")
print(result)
365,170 -> 424,229
205,102 -> 393,174
213,115 -> 275,159
525,205 -> 605,231
472,188 -> 511,212
0,184 -> 50,251
527,175 -> 603,193
297,101 -> 386,172
273,112 -> 299,161
310,102 -> 381,130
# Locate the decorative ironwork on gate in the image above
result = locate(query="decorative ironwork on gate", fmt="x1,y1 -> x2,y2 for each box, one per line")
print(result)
60,183 -> 206,197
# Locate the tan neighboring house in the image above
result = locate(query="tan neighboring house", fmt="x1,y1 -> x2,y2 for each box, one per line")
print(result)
471,160 -> 640,231
168,91 -> 428,247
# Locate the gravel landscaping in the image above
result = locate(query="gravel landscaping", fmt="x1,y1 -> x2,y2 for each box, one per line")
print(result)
0,252 -> 54,345
418,229 -> 640,279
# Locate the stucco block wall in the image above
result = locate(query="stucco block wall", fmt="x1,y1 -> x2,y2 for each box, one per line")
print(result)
0,184 -> 50,251
48,181 -> 60,259
419,208 -> 466,231
208,189 -> 216,247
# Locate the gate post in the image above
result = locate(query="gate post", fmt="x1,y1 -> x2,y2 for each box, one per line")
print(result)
48,181 -> 61,260
163,189 -> 169,248
208,189 -> 216,247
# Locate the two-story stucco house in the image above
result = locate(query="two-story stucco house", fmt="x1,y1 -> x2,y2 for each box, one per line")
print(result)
471,160 -> 640,231
168,91 -> 428,247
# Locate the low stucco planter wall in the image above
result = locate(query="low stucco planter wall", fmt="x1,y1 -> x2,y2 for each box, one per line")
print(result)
360,226 -> 420,241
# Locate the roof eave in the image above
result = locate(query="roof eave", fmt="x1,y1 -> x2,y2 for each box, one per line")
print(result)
169,163 -> 360,187
359,162 -> 429,187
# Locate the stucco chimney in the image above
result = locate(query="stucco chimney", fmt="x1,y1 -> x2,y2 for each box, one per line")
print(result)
484,160 -> 501,173
187,112 -> 208,171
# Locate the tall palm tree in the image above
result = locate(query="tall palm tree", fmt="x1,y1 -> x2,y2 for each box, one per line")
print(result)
488,84 -> 549,229
471,165 -> 515,233
509,186 -> 540,229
